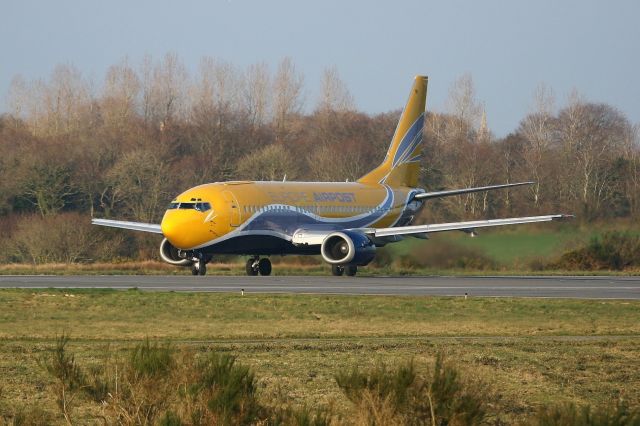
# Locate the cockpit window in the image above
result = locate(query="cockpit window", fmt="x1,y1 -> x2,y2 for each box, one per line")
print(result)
194,202 -> 211,212
167,202 -> 212,212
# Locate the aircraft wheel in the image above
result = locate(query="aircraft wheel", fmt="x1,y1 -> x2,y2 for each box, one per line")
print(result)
191,265 -> 199,275
198,262 -> 207,276
258,258 -> 272,276
345,265 -> 357,276
245,259 -> 258,276
331,265 -> 344,276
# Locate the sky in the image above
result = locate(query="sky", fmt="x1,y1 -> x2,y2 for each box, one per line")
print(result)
1,0 -> 638,136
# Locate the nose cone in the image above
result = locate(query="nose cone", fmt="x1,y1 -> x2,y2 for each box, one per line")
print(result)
161,210 -> 206,249
160,211 -> 184,246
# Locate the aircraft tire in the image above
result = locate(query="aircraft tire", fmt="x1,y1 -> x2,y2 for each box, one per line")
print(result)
246,259 -> 259,276
345,265 -> 357,276
258,258 -> 272,276
331,265 -> 344,276
198,262 -> 207,276
191,266 -> 199,275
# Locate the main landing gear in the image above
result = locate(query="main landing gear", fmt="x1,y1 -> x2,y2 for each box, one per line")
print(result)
331,264 -> 358,277
246,257 -> 272,276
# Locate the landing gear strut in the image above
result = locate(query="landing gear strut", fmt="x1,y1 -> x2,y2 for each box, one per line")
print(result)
331,264 -> 357,276
191,252 -> 210,276
246,257 -> 272,276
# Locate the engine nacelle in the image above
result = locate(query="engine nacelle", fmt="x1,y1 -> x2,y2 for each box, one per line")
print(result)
159,238 -> 192,266
320,231 -> 376,266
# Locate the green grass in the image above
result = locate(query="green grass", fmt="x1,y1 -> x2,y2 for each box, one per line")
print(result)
388,224 -> 581,264
2,289 -> 640,340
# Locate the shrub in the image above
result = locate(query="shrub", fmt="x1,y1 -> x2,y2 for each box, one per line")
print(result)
335,354 -> 486,426
38,334 -> 87,425
190,352 -> 260,425
129,339 -> 174,379
553,232 -> 640,270
533,401 -> 640,426
7,212 -> 127,264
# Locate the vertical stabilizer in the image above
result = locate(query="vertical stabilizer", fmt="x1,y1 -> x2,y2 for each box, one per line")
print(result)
358,76 -> 427,187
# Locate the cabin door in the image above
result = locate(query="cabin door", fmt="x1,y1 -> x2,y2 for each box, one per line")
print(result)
222,190 -> 242,227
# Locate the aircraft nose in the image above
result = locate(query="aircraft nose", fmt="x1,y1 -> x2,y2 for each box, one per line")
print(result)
161,210 -> 210,249
161,213 -> 189,248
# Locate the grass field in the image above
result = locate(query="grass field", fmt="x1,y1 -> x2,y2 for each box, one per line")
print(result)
0,288 -> 639,424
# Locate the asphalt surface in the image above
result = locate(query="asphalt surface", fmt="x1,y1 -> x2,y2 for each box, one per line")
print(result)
0,275 -> 639,299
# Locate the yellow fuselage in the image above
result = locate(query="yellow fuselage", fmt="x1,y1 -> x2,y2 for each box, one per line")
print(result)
160,181 -> 422,254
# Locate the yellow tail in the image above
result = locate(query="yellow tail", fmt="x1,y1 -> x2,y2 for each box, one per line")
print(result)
358,76 -> 427,187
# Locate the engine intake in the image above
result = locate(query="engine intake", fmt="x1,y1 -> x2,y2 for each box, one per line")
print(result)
159,238 -> 192,266
321,231 -> 375,266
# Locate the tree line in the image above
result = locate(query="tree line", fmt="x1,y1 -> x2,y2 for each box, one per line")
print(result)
0,54 -> 638,262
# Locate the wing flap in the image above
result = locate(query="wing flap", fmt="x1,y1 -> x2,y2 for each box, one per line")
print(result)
415,182 -> 534,200
369,214 -> 572,238
91,218 -> 162,234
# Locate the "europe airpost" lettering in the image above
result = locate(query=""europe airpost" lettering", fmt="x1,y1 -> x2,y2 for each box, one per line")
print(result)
267,191 -> 357,203
313,192 -> 356,202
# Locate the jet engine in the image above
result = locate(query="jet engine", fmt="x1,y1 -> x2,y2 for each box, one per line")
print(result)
159,238 -> 192,266
320,231 -> 375,266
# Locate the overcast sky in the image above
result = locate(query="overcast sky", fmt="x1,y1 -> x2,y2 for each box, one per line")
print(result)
1,0 -> 638,135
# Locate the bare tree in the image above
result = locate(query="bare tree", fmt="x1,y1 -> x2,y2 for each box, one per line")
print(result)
273,57 -> 304,141
557,99 -> 630,217
445,73 -> 482,136
519,83 -> 556,207
140,53 -> 188,129
102,58 -> 141,128
243,62 -> 271,126
621,123 -> 640,216
316,66 -> 354,113
106,149 -> 169,222
193,57 -> 241,129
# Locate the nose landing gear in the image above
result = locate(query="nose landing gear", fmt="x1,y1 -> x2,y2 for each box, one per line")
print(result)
191,252 -> 211,276
246,257 -> 272,276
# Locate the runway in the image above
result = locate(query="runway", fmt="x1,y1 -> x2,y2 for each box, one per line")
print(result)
0,275 -> 639,299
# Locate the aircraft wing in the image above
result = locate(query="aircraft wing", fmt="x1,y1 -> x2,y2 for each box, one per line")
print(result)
366,214 -> 571,238
91,218 -> 163,234
415,181 -> 534,200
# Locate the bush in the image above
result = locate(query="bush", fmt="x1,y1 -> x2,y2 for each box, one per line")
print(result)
190,352 -> 260,425
335,354 -> 486,426
533,401 -> 640,426
38,334 -> 87,425
130,339 -> 174,379
7,212 -> 128,264
553,232 -> 640,270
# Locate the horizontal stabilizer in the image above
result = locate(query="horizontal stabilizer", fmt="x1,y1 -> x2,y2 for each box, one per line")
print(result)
367,214 -> 572,238
91,218 -> 162,234
415,182 -> 534,200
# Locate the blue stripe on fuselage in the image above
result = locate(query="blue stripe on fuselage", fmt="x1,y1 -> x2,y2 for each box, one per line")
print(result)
241,185 -> 395,237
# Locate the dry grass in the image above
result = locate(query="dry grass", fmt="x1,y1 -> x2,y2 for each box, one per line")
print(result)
0,289 -> 639,424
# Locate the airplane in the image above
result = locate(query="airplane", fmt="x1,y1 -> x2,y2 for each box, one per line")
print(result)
92,75 -> 570,276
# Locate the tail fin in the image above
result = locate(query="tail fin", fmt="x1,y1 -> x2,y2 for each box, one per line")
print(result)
358,76 -> 427,187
